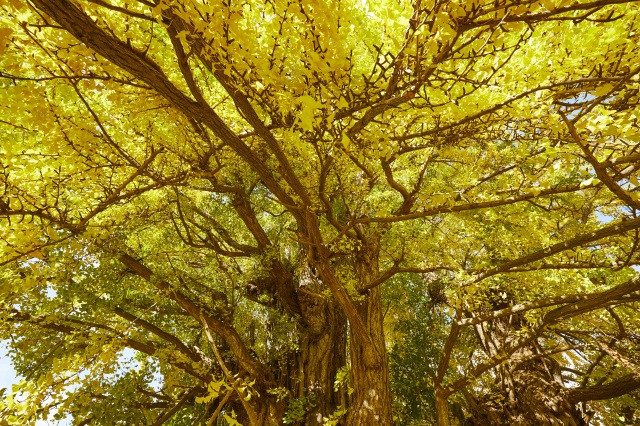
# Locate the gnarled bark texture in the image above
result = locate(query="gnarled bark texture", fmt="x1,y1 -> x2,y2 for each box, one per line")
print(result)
296,266 -> 348,425
347,248 -> 393,425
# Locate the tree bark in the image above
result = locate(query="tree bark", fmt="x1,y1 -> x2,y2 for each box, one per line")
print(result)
468,313 -> 584,425
469,366 -> 583,425
435,385 -> 451,426
298,292 -> 347,424
347,249 -> 393,424
293,266 -> 348,425
567,374 -> 640,404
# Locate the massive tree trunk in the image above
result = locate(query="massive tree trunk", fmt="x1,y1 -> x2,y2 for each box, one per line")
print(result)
435,385 -> 451,426
468,310 -> 584,425
287,265 -> 348,425
297,289 -> 347,424
347,247 -> 393,424
234,314 -> 346,426
469,362 -> 584,425
239,261 -> 348,425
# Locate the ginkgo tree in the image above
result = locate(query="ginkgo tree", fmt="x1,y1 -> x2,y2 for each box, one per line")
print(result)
1,0 -> 640,424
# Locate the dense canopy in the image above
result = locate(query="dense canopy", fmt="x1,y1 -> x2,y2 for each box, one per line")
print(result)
1,0 -> 640,424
